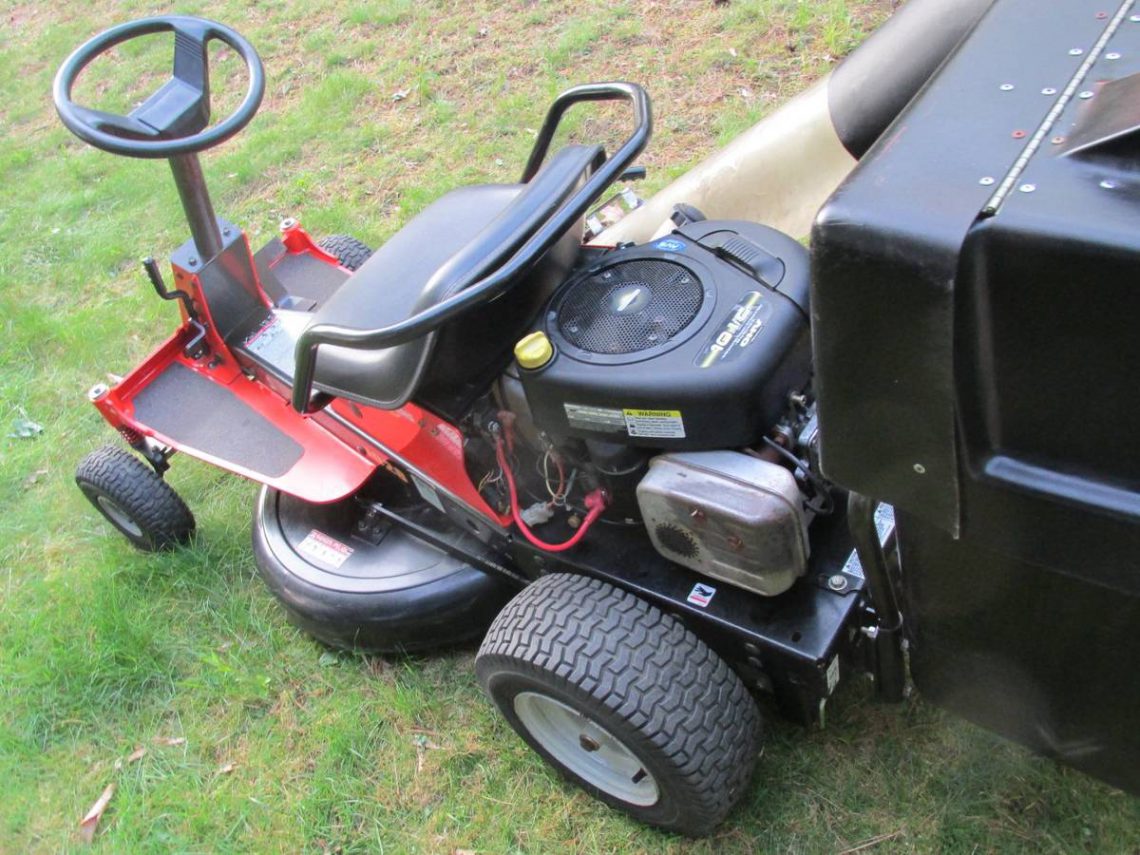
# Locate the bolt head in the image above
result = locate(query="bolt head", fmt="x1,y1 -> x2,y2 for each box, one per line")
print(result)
1069,48 -> 1084,55
913,462 -> 927,474
578,735 -> 600,752
1042,87 -> 1057,95
1131,14 -> 1140,22
279,217 -> 298,231
1107,52 -> 1122,60
1020,183 -> 1037,193
979,176 -> 995,185
999,83 -> 1014,91
87,383 -> 110,401
1079,90 -> 1095,99
1100,179 -> 1118,189
827,574 -> 849,592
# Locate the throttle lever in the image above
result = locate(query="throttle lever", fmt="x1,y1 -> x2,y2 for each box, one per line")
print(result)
142,256 -> 197,320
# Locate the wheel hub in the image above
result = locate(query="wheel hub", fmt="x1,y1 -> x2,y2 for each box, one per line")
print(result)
95,494 -> 143,538
513,691 -> 660,806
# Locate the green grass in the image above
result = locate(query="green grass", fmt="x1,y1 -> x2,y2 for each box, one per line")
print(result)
2,0 -> 1138,852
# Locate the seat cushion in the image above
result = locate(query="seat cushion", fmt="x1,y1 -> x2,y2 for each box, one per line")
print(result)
309,144 -> 602,409
311,184 -> 520,407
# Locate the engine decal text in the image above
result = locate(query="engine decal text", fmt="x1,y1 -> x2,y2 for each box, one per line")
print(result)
565,403 -> 627,433
696,291 -> 772,368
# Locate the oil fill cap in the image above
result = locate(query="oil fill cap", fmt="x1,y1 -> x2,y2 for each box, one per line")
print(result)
515,331 -> 554,369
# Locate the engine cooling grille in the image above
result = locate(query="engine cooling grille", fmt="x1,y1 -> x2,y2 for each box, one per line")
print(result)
556,259 -> 703,355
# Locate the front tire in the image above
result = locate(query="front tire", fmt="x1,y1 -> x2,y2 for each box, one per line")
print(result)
318,234 -> 373,271
75,445 -> 195,551
476,573 -> 761,836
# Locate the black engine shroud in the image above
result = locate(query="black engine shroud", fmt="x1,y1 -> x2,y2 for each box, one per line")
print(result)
519,220 -> 811,449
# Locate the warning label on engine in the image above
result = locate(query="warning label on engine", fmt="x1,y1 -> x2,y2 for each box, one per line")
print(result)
565,403 -> 686,439
623,408 -> 685,439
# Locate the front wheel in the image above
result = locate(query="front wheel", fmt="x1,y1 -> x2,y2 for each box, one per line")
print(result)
476,573 -> 761,836
75,445 -> 195,551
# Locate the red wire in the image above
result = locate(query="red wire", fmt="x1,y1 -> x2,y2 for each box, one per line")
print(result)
494,435 -> 606,553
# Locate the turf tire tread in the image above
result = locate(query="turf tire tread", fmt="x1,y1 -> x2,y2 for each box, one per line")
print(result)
75,445 -> 195,551
476,572 -> 760,835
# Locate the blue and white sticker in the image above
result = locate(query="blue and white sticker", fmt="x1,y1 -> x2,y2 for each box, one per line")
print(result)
687,582 -> 717,608
654,237 -> 687,252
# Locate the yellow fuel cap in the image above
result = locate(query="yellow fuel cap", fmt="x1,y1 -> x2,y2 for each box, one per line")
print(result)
515,331 -> 554,369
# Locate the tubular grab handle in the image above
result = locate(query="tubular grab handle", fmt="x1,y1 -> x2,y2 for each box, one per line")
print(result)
291,82 -> 652,413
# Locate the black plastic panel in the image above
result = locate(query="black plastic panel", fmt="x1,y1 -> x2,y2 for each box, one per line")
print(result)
815,0 -> 1140,795
899,512 -> 1140,794
812,0 -> 1111,533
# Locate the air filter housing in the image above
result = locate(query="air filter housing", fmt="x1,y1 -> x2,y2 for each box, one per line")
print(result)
554,258 -> 707,359
519,220 -> 811,449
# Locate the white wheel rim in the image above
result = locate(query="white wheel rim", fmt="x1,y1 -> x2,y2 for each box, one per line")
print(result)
513,691 -> 659,806
95,495 -> 143,538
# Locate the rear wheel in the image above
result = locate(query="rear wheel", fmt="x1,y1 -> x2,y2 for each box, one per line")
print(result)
318,234 -> 373,271
75,445 -> 195,551
476,573 -> 761,836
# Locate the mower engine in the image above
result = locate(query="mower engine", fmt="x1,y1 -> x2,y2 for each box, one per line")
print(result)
487,217 -> 821,598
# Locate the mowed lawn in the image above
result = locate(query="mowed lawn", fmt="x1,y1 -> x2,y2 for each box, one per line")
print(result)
2,0 -> 1138,852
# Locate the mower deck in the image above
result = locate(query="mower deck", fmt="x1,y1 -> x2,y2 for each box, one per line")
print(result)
252,485 -> 515,651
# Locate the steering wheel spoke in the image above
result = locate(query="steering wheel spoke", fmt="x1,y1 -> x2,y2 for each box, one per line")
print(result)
172,20 -> 210,92
71,105 -> 160,140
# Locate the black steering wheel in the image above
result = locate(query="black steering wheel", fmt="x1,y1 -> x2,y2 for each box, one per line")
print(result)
53,16 -> 265,159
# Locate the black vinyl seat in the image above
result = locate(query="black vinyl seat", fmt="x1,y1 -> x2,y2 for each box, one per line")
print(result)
309,144 -> 603,409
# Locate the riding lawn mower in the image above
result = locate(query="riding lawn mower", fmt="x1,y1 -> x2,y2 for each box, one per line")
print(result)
53,0 -> 1140,836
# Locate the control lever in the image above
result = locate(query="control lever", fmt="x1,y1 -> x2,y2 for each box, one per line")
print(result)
142,257 -> 208,359
142,256 -> 198,320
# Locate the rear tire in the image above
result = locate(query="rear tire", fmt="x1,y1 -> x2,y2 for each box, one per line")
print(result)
75,445 -> 195,551
318,234 -> 373,271
476,573 -> 761,836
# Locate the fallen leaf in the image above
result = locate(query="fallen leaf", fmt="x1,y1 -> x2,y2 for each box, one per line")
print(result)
22,468 -> 49,487
153,736 -> 186,747
114,744 -> 147,770
318,651 -> 340,667
217,762 -> 236,774
392,88 -> 410,102
78,783 -> 114,843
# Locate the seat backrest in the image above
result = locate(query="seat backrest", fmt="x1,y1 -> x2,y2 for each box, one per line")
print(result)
310,144 -> 603,412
